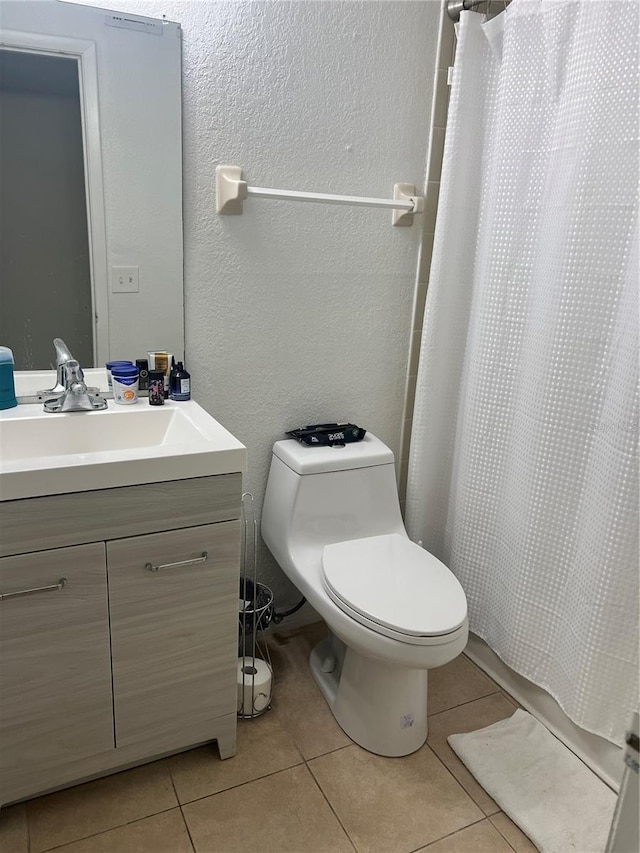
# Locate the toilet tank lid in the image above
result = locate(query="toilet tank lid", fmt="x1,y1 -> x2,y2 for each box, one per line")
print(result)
272,433 -> 394,475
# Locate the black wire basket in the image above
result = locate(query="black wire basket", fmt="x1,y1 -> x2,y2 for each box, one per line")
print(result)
238,577 -> 274,648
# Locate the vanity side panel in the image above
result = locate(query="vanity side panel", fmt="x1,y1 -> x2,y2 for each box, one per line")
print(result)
0,543 -> 114,804
0,474 -> 242,557
107,521 -> 240,748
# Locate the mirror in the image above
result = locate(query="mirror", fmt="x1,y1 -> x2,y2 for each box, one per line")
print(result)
0,1 -> 183,372
1,49 -> 95,369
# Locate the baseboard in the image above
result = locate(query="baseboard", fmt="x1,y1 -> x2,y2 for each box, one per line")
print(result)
465,632 -> 624,792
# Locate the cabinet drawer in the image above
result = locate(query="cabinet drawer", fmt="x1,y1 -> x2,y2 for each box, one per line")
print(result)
107,522 -> 241,748
0,544 -> 114,799
0,474 -> 242,558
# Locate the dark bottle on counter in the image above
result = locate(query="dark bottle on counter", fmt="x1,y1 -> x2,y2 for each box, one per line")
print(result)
169,357 -> 178,398
148,369 -> 165,405
170,362 -> 191,401
136,358 -> 149,391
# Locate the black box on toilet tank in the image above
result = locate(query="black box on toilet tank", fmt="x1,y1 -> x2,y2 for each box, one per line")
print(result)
286,423 -> 366,447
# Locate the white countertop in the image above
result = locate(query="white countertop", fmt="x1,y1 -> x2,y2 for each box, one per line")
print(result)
0,396 -> 247,501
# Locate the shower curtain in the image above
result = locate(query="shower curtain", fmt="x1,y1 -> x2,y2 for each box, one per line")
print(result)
406,0 -> 638,745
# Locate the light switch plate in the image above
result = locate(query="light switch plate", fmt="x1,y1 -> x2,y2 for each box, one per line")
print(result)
111,265 -> 139,293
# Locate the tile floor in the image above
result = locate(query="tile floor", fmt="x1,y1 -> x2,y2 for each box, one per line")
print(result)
0,622 -> 538,853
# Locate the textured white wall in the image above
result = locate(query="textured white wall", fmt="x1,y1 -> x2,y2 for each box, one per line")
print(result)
80,0 -> 440,608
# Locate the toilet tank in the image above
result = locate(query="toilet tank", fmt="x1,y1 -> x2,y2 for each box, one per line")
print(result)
261,434 -> 406,565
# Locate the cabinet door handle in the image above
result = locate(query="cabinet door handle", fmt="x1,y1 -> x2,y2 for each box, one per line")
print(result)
0,577 -> 67,601
145,552 -> 208,573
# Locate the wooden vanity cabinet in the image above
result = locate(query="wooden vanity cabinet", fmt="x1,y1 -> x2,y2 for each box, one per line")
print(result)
107,522 -> 240,748
0,544 -> 114,797
0,474 -> 242,806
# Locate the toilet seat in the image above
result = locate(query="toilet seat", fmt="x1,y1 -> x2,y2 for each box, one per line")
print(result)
321,534 -> 467,646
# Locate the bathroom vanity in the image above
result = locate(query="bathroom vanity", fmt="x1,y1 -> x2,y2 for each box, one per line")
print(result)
0,393 -> 246,805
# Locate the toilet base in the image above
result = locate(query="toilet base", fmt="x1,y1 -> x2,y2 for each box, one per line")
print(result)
310,634 -> 428,757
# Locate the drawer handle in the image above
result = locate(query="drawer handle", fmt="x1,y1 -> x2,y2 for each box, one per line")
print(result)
0,577 -> 67,601
145,552 -> 208,573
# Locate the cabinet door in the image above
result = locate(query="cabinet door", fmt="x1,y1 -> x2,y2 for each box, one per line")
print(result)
0,544 -> 114,798
107,522 -> 240,748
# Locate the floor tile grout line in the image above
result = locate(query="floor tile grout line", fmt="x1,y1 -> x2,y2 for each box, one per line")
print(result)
167,760 -> 197,853
406,814 -> 492,853
33,804 -> 180,853
423,741 -> 495,817
176,758 -> 321,811
303,756 -> 359,853
165,757 -> 181,809
460,655 -> 521,708
173,755 -> 307,809
461,651 -> 503,689
489,813 -> 537,853
305,741 -> 354,761
178,805 -> 198,853
426,688 -> 518,818
269,703 -> 308,766
26,803 -> 32,853
427,687 -> 502,719
266,693 -> 354,764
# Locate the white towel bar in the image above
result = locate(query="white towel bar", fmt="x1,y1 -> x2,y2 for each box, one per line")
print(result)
216,165 -> 424,227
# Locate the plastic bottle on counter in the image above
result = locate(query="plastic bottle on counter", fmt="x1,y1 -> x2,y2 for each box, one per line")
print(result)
148,370 -> 165,406
105,360 -> 134,389
111,363 -> 139,405
136,358 -> 149,391
0,346 -> 18,410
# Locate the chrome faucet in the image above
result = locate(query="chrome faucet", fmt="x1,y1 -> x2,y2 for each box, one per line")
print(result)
36,338 -> 71,397
41,338 -> 107,413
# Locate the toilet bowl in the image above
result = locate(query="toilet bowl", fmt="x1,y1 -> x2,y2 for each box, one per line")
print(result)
261,433 -> 468,756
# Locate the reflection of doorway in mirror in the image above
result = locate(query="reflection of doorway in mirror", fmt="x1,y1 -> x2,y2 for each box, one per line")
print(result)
0,49 -> 94,370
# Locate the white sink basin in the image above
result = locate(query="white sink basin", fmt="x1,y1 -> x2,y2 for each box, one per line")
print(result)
0,400 -> 247,501
2,406 -> 203,460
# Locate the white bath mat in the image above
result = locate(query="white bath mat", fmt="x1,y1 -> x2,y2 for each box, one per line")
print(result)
448,709 -> 617,853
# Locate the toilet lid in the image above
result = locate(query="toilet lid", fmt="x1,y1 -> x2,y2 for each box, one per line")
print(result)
321,534 -> 467,638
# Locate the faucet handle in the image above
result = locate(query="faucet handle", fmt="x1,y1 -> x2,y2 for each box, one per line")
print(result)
62,359 -> 85,391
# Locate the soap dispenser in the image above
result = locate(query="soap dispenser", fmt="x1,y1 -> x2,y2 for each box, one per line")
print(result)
0,347 -> 18,410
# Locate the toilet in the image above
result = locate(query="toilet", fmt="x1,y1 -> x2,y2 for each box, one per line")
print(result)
261,432 -> 468,757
